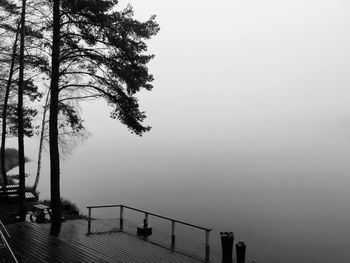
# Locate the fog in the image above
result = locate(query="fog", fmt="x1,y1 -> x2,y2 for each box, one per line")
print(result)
7,0 -> 350,262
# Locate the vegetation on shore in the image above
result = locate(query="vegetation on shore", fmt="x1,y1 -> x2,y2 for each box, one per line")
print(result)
0,197 -> 85,224
41,198 -> 86,220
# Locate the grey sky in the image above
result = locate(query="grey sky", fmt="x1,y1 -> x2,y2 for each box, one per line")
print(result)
124,0 -> 350,131
74,0 -> 350,152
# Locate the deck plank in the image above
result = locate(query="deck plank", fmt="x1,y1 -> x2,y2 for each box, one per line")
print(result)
4,221 -> 206,263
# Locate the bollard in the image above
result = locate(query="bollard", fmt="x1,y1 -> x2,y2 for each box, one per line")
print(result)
236,241 -> 246,263
220,232 -> 234,263
137,218 -> 152,237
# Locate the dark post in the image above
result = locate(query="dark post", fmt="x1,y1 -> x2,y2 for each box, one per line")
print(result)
144,212 -> 149,227
171,220 -> 175,249
205,230 -> 210,261
119,206 -> 124,231
220,232 -> 234,263
236,241 -> 246,263
87,207 -> 91,234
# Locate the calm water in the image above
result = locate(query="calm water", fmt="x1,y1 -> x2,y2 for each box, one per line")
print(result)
15,114 -> 350,263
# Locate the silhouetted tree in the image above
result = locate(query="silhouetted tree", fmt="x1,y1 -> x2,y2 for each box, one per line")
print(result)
0,0 -> 48,190
0,20 -> 19,186
59,0 -> 159,134
33,90 -> 91,192
0,0 -> 47,188
17,0 -> 27,219
33,90 -> 49,192
48,0 -> 159,235
0,0 -> 20,186
2,0 -> 159,234
49,0 -> 61,235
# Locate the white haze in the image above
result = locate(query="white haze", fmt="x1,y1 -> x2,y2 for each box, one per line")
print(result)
7,1 -> 350,262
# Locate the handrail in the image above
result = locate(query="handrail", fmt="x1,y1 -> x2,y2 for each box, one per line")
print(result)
87,204 -> 212,231
0,221 -> 19,263
0,220 -> 10,238
87,204 -> 212,261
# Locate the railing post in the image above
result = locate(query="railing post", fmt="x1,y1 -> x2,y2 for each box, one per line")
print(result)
144,212 -> 149,227
143,212 -> 149,239
87,207 -> 91,235
205,230 -> 210,261
119,205 -> 124,231
171,220 -> 176,249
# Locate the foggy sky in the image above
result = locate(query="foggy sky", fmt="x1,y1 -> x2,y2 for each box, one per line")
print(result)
8,1 -> 350,262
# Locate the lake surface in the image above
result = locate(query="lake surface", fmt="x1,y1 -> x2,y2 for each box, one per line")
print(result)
16,112 -> 350,263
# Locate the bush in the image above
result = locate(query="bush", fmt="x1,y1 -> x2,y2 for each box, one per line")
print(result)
42,198 -> 81,217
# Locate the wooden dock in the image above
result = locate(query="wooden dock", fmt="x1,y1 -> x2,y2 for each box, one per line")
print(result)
3,220 -> 212,263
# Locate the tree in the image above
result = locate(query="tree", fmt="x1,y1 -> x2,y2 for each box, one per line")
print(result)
2,0 -> 159,234
33,89 -> 50,192
0,0 -> 46,188
33,89 -> 91,192
47,0 -> 159,235
49,0 -> 61,235
0,0 -> 20,186
0,1 -> 87,192
0,20 -> 19,186
17,0 -> 27,219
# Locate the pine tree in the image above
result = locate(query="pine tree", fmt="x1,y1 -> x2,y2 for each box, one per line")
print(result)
0,20 -> 19,186
17,0 -> 27,220
2,0 -> 159,233
48,0 -> 159,235
0,0 -> 46,188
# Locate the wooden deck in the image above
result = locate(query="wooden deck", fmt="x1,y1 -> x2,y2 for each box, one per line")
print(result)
3,220 -> 210,263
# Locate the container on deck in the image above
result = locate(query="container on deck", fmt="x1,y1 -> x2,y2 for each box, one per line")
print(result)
236,241 -> 246,263
137,219 -> 152,236
220,232 -> 234,263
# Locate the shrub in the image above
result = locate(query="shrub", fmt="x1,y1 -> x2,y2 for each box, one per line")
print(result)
42,198 -> 81,217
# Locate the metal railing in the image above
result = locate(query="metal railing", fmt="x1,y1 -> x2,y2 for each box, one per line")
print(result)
0,220 -> 19,263
87,204 -> 212,261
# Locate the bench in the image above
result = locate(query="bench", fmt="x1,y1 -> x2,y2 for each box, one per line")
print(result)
28,204 -> 52,223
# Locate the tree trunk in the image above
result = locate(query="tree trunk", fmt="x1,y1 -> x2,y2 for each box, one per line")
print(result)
17,0 -> 27,221
49,0 -> 62,236
1,20 -> 20,187
33,90 -> 50,192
